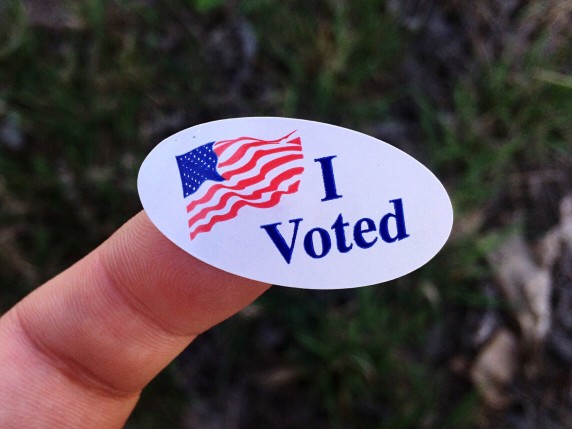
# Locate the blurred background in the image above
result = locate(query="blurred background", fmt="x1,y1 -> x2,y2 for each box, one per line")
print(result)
1,0 -> 571,427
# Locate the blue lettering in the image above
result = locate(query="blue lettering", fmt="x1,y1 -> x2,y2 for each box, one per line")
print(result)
353,218 -> 378,249
379,199 -> 409,243
331,213 -> 353,253
261,199 -> 410,263
315,155 -> 342,201
260,218 -> 303,264
304,228 -> 332,259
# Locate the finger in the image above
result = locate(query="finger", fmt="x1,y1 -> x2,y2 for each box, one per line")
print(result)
0,211 -> 270,428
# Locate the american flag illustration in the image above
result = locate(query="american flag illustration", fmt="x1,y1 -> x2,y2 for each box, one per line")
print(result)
176,131 -> 304,240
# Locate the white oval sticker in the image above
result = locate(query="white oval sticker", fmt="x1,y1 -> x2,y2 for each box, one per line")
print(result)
138,117 -> 453,289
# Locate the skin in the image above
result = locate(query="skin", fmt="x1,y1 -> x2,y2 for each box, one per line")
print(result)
0,211 -> 270,428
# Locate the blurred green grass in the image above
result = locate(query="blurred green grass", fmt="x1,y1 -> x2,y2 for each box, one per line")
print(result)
1,0 -> 571,428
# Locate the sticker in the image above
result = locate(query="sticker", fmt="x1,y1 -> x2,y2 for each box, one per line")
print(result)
138,117 -> 453,289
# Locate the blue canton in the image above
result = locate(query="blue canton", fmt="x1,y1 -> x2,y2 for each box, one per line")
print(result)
176,142 -> 225,198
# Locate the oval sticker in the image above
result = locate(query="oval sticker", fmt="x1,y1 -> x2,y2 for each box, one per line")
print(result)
138,117 -> 453,289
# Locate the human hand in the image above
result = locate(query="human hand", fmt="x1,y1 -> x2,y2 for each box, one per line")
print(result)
0,211 -> 270,428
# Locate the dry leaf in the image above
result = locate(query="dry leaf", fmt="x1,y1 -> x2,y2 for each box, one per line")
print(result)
470,329 -> 518,409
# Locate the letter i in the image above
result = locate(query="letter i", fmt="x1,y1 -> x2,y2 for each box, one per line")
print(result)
315,155 -> 342,201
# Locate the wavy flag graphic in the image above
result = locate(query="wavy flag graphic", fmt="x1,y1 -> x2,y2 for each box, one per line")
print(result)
176,131 -> 304,240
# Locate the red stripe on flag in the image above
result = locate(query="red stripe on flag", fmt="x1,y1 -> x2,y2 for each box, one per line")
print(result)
216,140 -> 273,168
187,166 -> 304,228
216,135 -> 302,168
221,145 -> 302,178
189,180 -> 301,240
186,152 -> 303,213
214,130 -> 297,156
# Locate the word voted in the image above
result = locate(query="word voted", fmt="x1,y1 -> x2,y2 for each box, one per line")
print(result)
260,156 -> 410,263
